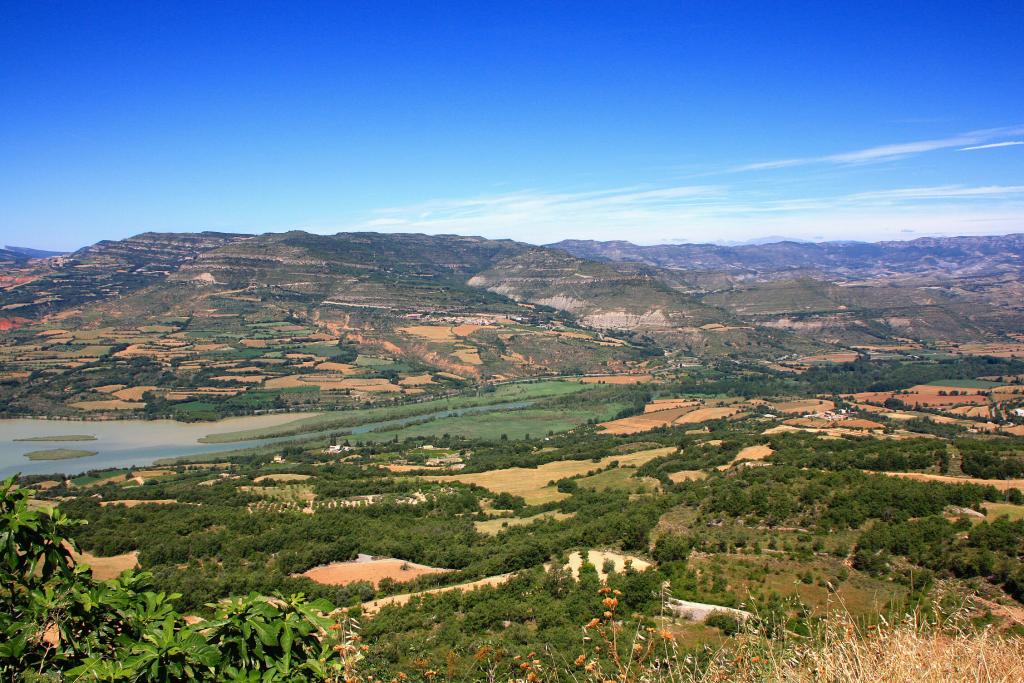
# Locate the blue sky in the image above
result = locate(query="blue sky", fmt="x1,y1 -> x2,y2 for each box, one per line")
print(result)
2,1 -> 1022,250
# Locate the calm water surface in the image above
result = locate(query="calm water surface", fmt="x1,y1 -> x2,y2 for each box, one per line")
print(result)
0,400 -> 532,478
0,413 -> 317,478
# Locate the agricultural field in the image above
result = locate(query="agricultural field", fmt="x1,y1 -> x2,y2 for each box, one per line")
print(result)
299,556 -> 452,588
424,446 -> 674,504
9,326 -> 1024,679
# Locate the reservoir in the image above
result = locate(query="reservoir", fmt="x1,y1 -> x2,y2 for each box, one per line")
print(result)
0,400 -> 531,478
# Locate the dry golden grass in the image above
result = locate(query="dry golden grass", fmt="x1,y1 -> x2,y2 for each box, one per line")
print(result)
984,502 -> 1024,522
883,471 -> 1024,492
799,351 -> 860,363
773,398 -> 835,414
718,444 -> 773,470
131,469 -> 174,481
474,511 -> 575,535
668,470 -> 707,483
99,499 -> 177,508
425,447 -> 674,504
452,347 -> 482,365
398,325 -> 457,341
398,373 -> 435,386
210,374 -> 266,384
675,406 -> 742,424
252,473 -> 311,483
578,374 -> 654,385
361,572 -> 515,615
263,375 -> 309,389
112,385 -> 157,401
691,613 -> 1024,683
956,343 -> 1024,359
451,323 -> 494,337
599,407 -> 698,434
70,399 -> 146,411
70,549 -> 139,581
562,550 -> 651,581
561,597 -> 1024,683
644,399 -> 701,413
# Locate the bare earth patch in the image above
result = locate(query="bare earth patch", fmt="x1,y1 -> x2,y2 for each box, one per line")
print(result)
577,374 -> 653,385
71,549 -> 139,580
299,556 -> 451,587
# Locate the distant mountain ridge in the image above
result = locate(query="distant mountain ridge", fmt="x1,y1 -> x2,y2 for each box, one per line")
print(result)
3,245 -> 69,259
3,230 -> 1024,365
547,233 -> 1024,278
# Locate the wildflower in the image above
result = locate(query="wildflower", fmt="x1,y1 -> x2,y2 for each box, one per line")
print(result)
603,611 -> 613,618
520,662 -> 531,670
602,597 -> 618,609
599,587 -> 612,594
633,644 -> 643,655
585,618 -> 600,629
613,589 -> 622,596
574,655 -> 586,667
331,623 -> 342,631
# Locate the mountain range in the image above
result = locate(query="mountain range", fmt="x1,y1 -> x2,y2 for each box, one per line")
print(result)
3,230 -> 1024,362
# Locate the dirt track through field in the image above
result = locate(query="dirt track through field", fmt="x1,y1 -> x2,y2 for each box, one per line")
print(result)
361,573 -> 516,614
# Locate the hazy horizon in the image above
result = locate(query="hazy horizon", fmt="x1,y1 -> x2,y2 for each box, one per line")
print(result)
10,226 -> 1024,255
2,2 -> 1022,251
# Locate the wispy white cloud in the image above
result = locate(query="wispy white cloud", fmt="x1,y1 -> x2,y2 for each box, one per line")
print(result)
731,126 -> 1024,172
959,140 -> 1024,151
348,181 -> 1024,245
844,185 -> 1024,202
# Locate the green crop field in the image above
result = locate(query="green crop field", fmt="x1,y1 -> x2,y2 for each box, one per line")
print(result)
200,380 -> 592,443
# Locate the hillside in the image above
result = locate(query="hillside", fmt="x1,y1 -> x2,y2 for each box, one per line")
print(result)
3,230 -> 1024,418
